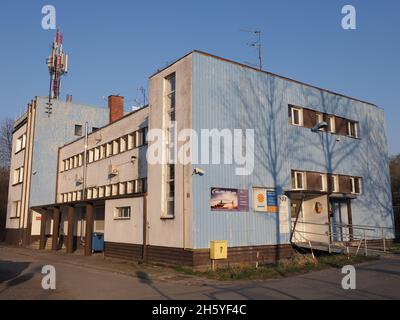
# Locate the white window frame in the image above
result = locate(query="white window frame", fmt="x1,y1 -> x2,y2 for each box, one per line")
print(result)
114,207 -> 131,220
88,150 -> 94,163
113,140 -> 119,155
320,174 -> 327,191
350,177 -> 362,195
13,167 -> 24,184
15,134 -> 26,153
11,201 -> 21,218
316,113 -> 325,131
293,171 -> 305,190
290,107 -> 303,126
328,116 -> 336,133
347,121 -> 358,138
94,147 -> 100,161
78,153 -> 83,166
331,175 -> 339,192
120,136 -> 127,153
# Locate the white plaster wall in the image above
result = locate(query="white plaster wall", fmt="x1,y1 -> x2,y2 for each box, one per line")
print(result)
104,198 -> 143,244
57,107 -> 148,196
6,123 -> 27,229
147,54 -> 194,249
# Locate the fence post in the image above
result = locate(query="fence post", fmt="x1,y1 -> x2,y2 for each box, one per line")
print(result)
382,229 -> 386,252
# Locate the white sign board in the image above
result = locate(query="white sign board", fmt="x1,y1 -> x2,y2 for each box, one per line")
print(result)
253,188 -> 268,212
278,195 -> 290,234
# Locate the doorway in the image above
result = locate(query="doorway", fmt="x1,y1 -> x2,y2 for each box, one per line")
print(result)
330,199 -> 353,242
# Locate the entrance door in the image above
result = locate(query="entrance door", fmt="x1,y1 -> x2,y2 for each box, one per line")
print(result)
330,200 -> 350,242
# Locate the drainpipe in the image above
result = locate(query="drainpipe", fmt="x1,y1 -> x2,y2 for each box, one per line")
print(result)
82,122 -> 88,200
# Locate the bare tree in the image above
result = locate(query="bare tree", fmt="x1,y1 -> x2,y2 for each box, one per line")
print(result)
390,154 -> 400,239
0,118 -> 14,169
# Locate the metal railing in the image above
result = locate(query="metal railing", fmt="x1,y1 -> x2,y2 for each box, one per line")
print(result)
291,221 -> 394,256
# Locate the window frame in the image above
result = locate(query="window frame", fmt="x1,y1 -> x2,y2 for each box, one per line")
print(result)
74,124 -> 83,137
290,107 -> 303,126
114,206 -> 131,220
293,171 -> 305,190
347,121 -> 359,138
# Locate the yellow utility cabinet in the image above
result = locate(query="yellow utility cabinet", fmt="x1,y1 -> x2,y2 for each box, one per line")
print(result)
210,240 -> 228,260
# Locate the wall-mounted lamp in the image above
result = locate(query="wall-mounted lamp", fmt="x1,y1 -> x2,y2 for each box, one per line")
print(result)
131,156 -> 137,163
193,168 -> 205,176
311,121 -> 328,133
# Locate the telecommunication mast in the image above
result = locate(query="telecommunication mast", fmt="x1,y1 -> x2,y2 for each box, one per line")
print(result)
46,29 -> 68,116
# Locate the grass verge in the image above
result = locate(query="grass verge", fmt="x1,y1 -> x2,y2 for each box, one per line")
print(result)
173,254 -> 378,281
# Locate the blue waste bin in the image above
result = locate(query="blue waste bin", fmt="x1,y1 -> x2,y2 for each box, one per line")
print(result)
92,232 -> 104,252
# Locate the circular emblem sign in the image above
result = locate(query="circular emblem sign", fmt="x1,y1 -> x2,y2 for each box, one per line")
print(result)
315,202 -> 323,214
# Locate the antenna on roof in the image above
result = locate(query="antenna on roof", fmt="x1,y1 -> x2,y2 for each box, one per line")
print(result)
240,29 -> 263,70
46,28 -> 69,116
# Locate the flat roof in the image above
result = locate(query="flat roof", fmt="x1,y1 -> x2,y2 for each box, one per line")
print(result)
60,105 -> 149,149
150,50 -> 378,108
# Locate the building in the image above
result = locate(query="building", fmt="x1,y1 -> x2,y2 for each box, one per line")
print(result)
4,50 -> 395,267
5,96 -> 108,246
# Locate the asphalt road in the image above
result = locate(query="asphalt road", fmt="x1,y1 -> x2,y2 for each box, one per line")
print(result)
1,246 -> 400,300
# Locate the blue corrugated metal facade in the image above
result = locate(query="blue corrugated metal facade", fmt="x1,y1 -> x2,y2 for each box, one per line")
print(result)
29,97 -> 109,207
192,52 -> 394,249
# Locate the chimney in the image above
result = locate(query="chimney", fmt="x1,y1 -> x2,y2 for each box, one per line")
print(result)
66,94 -> 73,102
108,95 -> 124,123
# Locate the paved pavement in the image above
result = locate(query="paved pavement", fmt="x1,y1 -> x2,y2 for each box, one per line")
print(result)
1,245 -> 400,300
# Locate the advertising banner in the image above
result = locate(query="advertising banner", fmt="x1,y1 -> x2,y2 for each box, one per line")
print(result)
210,188 -> 249,212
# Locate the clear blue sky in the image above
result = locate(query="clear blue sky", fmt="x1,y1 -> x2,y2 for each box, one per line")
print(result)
0,0 -> 399,154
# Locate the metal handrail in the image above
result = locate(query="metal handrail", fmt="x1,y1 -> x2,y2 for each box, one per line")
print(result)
292,220 -> 391,254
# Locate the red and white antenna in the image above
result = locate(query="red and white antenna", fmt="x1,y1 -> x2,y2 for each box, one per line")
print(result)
46,29 -> 69,115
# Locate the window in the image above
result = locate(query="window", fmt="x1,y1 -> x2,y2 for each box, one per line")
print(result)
127,181 -> 134,194
347,121 -> 358,138
75,125 -> 83,136
106,142 -> 113,157
78,153 -> 83,166
94,147 -> 100,161
105,185 -> 111,197
128,134 -> 135,150
113,140 -> 119,155
328,116 -> 336,133
98,186 -> 105,198
119,182 -> 127,195
351,177 -> 362,194
114,207 -> 131,220
329,175 -> 339,193
87,188 -> 93,199
112,184 -> 119,196
13,167 -> 24,184
319,174 -> 327,191
100,146 -> 106,159
92,187 -> 98,199
289,106 -> 303,126
120,136 -> 127,153
11,201 -> 21,218
15,134 -> 27,153
136,129 -> 144,147
316,113 -> 325,131
163,74 -> 176,217
88,150 -> 94,163
292,171 -> 305,190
